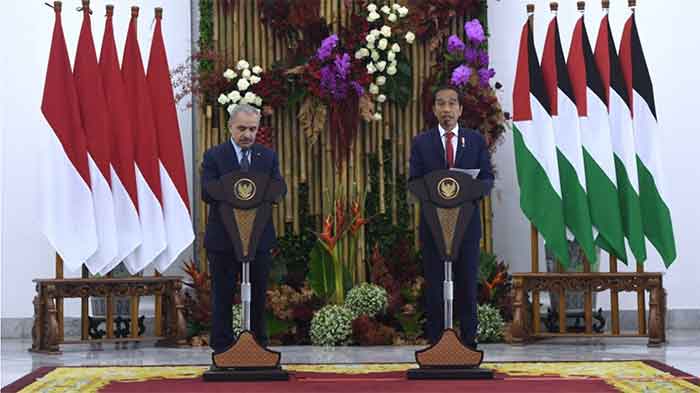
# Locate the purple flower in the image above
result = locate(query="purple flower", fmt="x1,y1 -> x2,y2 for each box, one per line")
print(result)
478,67 -> 496,87
464,46 -> 478,64
464,19 -> 485,44
451,65 -> 472,87
317,34 -> 339,61
334,53 -> 351,79
350,81 -> 364,96
447,35 -> 465,54
477,50 -> 490,67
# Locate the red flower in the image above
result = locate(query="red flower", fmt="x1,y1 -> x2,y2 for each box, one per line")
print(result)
319,214 -> 336,250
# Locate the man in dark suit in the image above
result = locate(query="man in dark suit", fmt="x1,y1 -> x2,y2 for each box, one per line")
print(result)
409,86 -> 494,348
201,103 -> 286,353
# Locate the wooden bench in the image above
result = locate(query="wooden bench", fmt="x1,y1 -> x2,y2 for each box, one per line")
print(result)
30,276 -> 187,353
510,272 -> 666,346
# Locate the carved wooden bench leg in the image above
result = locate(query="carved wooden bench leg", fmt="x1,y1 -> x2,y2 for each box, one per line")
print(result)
30,293 -> 41,352
648,278 -> 665,347
510,277 -> 529,345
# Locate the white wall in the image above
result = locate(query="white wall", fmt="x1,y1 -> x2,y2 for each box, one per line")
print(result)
489,0 -> 700,310
0,1 -> 192,318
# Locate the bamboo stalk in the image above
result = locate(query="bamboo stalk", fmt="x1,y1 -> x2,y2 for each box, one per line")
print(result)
212,0 -> 219,44
231,0 -> 239,64
238,0 -> 245,61
610,254 -> 620,335
291,109 -> 300,233
390,106 -> 398,225
284,108 -> 293,225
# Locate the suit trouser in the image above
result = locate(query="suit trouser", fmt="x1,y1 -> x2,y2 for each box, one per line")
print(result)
422,240 -> 480,345
208,249 -> 271,353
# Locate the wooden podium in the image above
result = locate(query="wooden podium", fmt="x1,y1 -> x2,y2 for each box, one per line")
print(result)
202,171 -> 288,381
407,169 -> 493,380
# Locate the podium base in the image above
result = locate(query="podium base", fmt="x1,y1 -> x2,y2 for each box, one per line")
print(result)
202,366 -> 289,381
407,367 -> 493,380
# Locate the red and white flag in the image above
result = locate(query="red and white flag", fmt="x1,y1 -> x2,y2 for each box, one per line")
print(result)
98,5 -> 142,274
122,7 -> 167,273
74,5 -> 118,274
147,9 -> 194,272
40,4 -> 97,270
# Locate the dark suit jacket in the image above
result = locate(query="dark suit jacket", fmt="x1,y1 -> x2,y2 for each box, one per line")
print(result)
201,141 -> 286,253
409,127 -> 494,248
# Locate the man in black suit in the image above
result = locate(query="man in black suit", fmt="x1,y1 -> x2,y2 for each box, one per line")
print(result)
409,86 -> 494,348
201,103 -> 285,353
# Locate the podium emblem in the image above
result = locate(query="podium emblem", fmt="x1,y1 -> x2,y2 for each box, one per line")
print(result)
437,178 -> 459,200
234,178 -> 256,201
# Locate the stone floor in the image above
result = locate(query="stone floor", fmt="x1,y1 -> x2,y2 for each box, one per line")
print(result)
2,330 -> 699,388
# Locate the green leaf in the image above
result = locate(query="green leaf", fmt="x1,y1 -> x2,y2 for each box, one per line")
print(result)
308,242 -> 335,300
266,311 -> 294,337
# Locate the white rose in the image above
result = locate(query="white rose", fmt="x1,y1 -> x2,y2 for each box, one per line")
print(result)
399,6 -> 409,17
377,94 -> 386,103
242,69 -> 252,79
366,41 -> 375,50
371,29 -> 380,38
405,31 -> 415,44
217,94 -> 229,105
367,3 -> 377,12
366,33 -> 377,43
367,11 -> 380,22
236,59 -> 249,70
244,92 -> 256,101
237,78 -> 250,91
223,68 -> 237,80
375,61 -> 387,72
250,75 -> 261,84
376,75 -> 386,86
390,60 -> 397,68
371,50 -> 380,62
388,13 -> 397,22
369,83 -> 379,95
380,25 -> 391,37
387,51 -> 396,62
381,5 -> 391,14
372,112 -> 382,121
391,43 -> 401,53
367,63 -> 377,74
392,3 -> 401,10
387,65 -> 397,75
254,96 -> 263,106
360,48 -> 370,57
252,65 -> 263,74
355,50 -> 365,60
227,104 -> 238,115
228,90 -> 241,103
378,38 -> 388,50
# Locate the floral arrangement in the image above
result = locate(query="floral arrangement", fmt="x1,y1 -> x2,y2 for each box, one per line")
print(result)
216,59 -> 264,115
478,251 -> 513,321
309,304 -> 355,346
231,303 -> 244,338
355,2 -> 415,111
352,314 -> 396,345
258,0 -> 325,58
408,0 -> 483,48
345,283 -> 388,317
477,303 -> 505,343
182,261 -> 211,338
422,18 -> 506,149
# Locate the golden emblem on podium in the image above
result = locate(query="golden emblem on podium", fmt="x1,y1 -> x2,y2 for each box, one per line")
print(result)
234,178 -> 256,201
437,177 -> 459,200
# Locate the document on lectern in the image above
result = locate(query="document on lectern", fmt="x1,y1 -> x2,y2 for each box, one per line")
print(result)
450,168 -> 480,178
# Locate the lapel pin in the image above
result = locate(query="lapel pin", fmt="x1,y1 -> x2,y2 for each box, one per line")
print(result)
461,136 -> 465,148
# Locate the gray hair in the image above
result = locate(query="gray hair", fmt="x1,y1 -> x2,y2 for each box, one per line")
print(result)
227,103 -> 261,124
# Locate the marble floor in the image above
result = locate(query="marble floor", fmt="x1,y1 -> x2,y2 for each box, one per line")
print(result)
2,330 -> 699,388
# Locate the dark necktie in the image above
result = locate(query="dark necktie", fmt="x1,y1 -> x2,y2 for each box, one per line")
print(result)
445,131 -> 455,168
240,148 -> 250,172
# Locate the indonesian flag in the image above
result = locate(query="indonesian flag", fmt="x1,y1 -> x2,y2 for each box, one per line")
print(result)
541,13 -> 597,264
512,17 -> 570,267
567,14 -> 627,262
147,9 -> 194,271
98,5 -> 142,274
74,6 -> 118,274
40,5 -> 97,270
619,12 -> 677,266
122,7 -> 167,273
594,11 -> 647,263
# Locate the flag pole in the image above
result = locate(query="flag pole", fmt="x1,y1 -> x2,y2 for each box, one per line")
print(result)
526,3 -> 541,335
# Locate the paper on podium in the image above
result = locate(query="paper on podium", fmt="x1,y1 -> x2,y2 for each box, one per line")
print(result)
450,168 -> 480,178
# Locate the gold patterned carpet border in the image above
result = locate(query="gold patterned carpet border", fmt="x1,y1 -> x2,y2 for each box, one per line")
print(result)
7,361 -> 700,393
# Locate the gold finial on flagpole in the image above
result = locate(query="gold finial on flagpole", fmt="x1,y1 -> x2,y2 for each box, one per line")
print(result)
577,1 -> 586,12
53,1 -> 62,12
629,0 -> 637,13
527,4 -> 535,28
155,7 -> 163,19
106,4 -> 113,16
131,6 -> 139,17
550,2 -> 559,12
602,0 -> 610,9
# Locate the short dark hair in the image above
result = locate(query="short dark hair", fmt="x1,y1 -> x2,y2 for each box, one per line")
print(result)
432,85 -> 464,107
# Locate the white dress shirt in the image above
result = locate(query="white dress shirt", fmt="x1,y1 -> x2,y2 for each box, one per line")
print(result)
230,138 -> 252,166
438,124 -> 459,157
